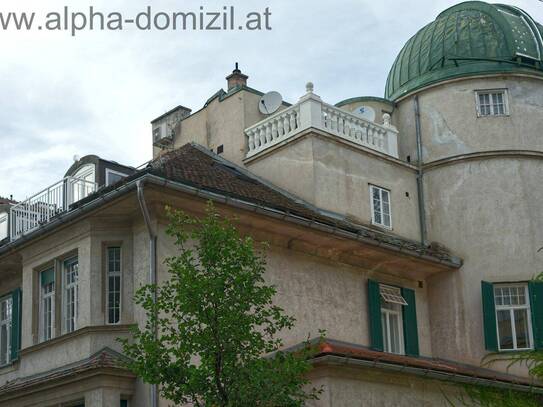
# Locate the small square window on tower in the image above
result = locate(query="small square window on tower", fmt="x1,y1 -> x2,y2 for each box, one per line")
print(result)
217,145 -> 224,155
475,89 -> 509,117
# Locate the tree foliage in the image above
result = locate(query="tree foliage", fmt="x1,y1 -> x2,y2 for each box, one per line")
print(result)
445,385 -> 541,407
120,203 -> 321,406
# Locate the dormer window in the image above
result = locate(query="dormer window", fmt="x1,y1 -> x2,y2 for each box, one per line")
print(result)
476,90 -> 508,117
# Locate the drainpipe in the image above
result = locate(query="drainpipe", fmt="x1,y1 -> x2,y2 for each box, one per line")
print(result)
414,96 -> 428,246
136,180 -> 158,407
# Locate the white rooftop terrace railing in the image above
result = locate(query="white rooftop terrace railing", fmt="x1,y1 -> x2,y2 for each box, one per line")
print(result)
245,83 -> 399,159
10,176 -> 97,241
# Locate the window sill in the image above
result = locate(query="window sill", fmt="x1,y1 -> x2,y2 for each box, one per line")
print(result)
22,324 -> 135,356
495,348 -> 534,354
0,359 -> 19,374
371,222 -> 393,231
476,114 -> 510,118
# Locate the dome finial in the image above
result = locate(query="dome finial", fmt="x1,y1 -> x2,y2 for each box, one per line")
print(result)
306,82 -> 314,93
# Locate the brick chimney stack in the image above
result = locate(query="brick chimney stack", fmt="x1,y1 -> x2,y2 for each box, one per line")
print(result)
226,63 -> 248,90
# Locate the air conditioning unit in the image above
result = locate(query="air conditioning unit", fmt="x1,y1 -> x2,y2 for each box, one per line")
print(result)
152,123 -> 173,146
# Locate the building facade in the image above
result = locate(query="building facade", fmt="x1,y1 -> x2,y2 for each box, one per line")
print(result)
1,1 -> 543,405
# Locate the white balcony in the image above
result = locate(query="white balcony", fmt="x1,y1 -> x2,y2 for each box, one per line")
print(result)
245,83 -> 399,159
10,176 -> 97,241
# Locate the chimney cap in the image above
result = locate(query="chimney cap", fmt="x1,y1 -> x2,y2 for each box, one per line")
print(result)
226,62 -> 248,81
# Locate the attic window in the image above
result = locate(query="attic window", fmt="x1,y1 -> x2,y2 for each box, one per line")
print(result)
217,145 -> 224,155
106,169 -> 128,186
476,90 -> 508,117
380,285 -> 408,306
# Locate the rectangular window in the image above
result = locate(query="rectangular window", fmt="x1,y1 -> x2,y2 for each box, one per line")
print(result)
107,247 -> 122,324
39,268 -> 55,342
476,90 -> 508,117
105,169 -> 128,186
0,297 -> 12,365
370,185 -> 391,229
380,285 -> 406,355
63,258 -> 79,334
494,284 -> 533,351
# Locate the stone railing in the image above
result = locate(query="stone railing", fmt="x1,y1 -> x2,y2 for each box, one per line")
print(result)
245,83 -> 398,159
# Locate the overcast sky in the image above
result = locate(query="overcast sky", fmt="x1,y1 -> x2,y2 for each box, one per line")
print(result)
1,0 -> 542,200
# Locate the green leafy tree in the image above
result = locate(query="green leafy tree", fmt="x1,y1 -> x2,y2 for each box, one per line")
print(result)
120,203 -> 322,406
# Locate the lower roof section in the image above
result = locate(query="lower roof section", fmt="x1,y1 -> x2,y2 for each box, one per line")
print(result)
306,338 -> 542,393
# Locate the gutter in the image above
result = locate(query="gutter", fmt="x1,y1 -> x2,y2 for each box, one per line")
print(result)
140,174 -> 461,268
135,180 -> 159,407
0,173 -> 461,268
311,354 -> 543,394
414,95 -> 428,246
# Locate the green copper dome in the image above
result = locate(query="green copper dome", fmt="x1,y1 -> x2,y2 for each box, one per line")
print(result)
385,1 -> 543,101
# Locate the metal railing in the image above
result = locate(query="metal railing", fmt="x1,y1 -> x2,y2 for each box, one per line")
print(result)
9,177 -> 97,241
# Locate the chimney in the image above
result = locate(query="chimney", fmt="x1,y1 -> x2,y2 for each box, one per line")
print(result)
226,63 -> 248,91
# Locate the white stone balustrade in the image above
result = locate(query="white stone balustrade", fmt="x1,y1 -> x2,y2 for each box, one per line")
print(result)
245,83 -> 399,159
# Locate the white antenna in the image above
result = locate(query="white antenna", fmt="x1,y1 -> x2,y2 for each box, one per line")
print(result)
259,91 -> 283,115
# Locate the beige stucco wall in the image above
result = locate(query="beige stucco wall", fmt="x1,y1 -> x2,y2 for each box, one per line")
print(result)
306,365 -> 462,407
153,218 -> 433,357
393,75 -> 543,377
155,87 -> 287,166
425,158 -> 543,376
247,133 -> 421,241
394,75 -> 543,162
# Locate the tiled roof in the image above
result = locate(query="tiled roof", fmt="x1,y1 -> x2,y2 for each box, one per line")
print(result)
148,144 -> 460,265
312,339 -> 541,389
0,347 -> 134,396
1,143 -> 461,267
0,197 -> 16,205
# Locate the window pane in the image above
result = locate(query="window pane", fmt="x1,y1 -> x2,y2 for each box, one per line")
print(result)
497,310 -> 514,350
383,213 -> 391,228
514,309 -> 530,349
389,313 -> 401,354
479,93 -> 491,116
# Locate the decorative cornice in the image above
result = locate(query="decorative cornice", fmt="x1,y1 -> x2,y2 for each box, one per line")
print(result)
423,150 -> 543,171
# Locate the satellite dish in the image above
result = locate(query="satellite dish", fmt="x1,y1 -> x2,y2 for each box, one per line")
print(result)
352,105 -> 376,122
259,91 -> 283,115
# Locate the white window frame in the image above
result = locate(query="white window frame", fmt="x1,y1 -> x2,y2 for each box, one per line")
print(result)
0,296 -> 12,366
475,89 -> 509,117
0,213 -> 7,241
380,285 -> 405,355
105,168 -> 128,186
106,247 -> 122,325
63,257 -> 79,334
39,269 -> 55,342
370,185 -> 392,229
494,283 -> 533,351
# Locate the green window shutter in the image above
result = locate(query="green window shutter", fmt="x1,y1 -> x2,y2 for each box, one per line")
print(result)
401,287 -> 419,357
10,288 -> 22,361
481,281 -> 498,352
368,279 -> 383,351
40,268 -> 55,286
120,400 -> 128,407
529,281 -> 543,350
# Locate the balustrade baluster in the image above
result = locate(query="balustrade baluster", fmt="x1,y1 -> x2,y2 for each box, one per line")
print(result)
289,112 -> 296,132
